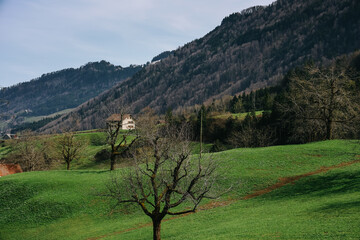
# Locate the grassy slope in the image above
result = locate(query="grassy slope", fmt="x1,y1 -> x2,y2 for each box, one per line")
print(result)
211,111 -> 264,120
0,140 -> 359,239
0,131 -> 212,170
0,145 -> 11,160
23,108 -> 75,123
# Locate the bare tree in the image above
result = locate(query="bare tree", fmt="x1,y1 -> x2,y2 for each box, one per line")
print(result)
278,64 -> 360,141
228,126 -> 275,148
106,114 -> 139,170
6,130 -> 52,171
105,103 -> 139,171
103,114 -> 220,240
55,131 -> 86,170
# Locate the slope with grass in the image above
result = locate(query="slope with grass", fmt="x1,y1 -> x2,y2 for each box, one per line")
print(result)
0,140 -> 359,239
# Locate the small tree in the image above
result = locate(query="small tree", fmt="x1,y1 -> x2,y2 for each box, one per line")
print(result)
55,132 -> 85,170
106,113 -> 138,171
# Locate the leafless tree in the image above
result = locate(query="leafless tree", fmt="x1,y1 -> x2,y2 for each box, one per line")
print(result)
279,64 -> 360,141
228,126 -> 275,148
6,130 -> 52,171
55,131 -> 86,170
106,110 -> 139,170
103,114 -> 221,240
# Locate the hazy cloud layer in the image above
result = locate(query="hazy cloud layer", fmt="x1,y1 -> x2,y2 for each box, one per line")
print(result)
0,0 -> 274,87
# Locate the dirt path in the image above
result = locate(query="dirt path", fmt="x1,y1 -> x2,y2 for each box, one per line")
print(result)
87,159 -> 360,240
243,159 -> 360,200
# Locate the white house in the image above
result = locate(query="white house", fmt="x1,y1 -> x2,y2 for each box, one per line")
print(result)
106,114 -> 135,130
122,114 -> 135,130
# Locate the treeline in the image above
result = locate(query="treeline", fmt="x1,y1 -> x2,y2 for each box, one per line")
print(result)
167,52 -> 360,150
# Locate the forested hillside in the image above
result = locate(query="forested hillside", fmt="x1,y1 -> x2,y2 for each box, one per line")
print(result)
0,61 -> 142,130
43,0 -> 360,131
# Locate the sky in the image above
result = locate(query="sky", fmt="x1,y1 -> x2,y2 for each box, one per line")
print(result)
0,0 -> 275,87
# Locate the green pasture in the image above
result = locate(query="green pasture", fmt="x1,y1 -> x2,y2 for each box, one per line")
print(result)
0,144 -> 11,159
23,108 -> 75,123
1,131 -> 212,170
211,111 -> 265,120
0,140 -> 359,239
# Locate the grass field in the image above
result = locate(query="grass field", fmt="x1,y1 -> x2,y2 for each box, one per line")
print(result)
23,108 -> 75,123
0,144 -> 11,160
0,140 -> 359,239
211,111 -> 265,120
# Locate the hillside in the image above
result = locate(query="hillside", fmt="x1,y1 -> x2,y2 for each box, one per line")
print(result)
42,0 -> 360,131
0,140 -> 359,239
0,61 -> 142,131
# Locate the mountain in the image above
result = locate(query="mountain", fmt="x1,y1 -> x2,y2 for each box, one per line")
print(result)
42,0 -> 360,132
0,61 -> 142,131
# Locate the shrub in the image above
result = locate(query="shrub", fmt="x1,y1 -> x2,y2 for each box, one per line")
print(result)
90,133 -> 107,146
94,149 -> 111,163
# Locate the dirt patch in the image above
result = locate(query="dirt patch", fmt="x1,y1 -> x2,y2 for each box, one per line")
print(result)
198,199 -> 236,210
242,159 -> 360,200
0,163 -> 23,177
87,159 -> 360,239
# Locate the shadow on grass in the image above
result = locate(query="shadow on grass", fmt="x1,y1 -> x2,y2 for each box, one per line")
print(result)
317,200 -> 360,212
73,170 -> 110,174
261,170 -> 360,200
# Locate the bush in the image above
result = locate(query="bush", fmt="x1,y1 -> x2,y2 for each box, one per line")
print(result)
210,139 -> 228,152
90,133 -> 107,146
94,149 -> 111,163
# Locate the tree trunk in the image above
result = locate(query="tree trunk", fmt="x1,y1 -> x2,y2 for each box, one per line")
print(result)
152,218 -> 162,240
326,119 -> 333,140
66,161 -> 70,170
110,153 -> 116,171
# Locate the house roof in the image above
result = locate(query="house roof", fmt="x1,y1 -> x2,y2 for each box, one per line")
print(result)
106,114 -> 132,122
123,114 -> 131,119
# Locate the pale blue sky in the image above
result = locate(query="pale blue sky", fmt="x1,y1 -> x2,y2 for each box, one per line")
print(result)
0,0 -> 275,87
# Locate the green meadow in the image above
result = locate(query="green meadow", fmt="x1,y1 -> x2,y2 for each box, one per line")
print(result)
0,140 -> 359,239
211,111 -> 264,120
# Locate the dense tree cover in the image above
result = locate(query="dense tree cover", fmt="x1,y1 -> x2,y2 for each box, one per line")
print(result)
151,51 -> 174,63
43,0 -> 360,132
168,52 -> 360,149
272,54 -> 360,144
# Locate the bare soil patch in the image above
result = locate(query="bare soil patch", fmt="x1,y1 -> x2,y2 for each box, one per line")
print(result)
0,163 -> 22,177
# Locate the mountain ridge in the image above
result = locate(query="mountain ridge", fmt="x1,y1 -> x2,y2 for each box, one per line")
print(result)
0,61 -> 143,131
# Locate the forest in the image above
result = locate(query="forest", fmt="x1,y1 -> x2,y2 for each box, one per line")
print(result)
167,52 -> 360,149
